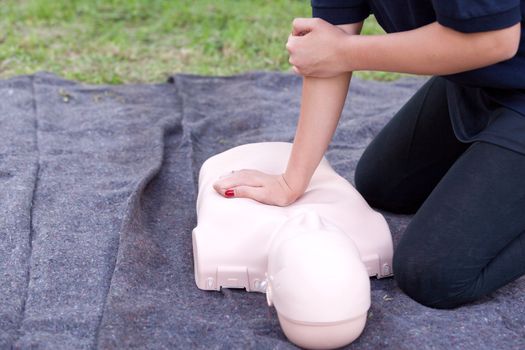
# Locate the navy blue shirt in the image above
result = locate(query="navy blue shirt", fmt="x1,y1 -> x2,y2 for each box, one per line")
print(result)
312,0 -> 525,154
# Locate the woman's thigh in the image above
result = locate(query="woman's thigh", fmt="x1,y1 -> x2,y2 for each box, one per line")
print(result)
355,76 -> 470,214
393,141 -> 525,309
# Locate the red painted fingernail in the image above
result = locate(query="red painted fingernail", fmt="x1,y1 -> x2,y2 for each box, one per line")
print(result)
225,189 -> 234,197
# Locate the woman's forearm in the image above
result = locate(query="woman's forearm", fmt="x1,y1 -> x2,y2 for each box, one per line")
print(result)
345,21 -> 520,76
283,72 -> 351,197
282,22 -> 361,199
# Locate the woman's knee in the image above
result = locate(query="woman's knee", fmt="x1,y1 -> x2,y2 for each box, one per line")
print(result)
393,240 -> 480,309
355,151 -> 419,214
354,144 -> 396,205
354,151 -> 383,204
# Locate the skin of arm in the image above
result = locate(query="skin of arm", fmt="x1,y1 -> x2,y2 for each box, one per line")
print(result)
287,18 -> 521,78
211,23 -> 362,206
283,22 -> 363,199
214,17 -> 520,206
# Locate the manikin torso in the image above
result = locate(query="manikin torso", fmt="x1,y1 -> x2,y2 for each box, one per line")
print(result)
192,142 -> 394,349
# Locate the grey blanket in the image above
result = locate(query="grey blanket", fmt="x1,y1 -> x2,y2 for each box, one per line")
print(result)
1,71 -> 524,349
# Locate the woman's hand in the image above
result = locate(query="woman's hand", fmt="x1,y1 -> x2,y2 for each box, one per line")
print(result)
286,18 -> 351,78
212,169 -> 301,207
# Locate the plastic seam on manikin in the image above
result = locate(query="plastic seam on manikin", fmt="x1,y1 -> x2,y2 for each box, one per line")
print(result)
277,311 -> 369,327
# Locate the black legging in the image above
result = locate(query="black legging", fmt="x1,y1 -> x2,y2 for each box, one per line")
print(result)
354,76 -> 525,309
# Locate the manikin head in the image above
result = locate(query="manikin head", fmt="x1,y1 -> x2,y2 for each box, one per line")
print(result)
265,210 -> 371,349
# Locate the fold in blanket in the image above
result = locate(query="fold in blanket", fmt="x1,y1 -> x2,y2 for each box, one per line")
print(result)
0,72 -> 523,349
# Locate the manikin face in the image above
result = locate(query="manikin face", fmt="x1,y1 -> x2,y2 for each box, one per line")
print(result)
265,211 -> 371,349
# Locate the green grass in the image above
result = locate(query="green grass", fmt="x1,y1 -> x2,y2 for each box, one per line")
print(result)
0,0 -> 404,84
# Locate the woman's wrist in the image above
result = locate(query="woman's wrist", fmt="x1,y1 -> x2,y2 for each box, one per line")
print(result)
340,33 -> 363,72
336,22 -> 364,74
281,172 -> 308,200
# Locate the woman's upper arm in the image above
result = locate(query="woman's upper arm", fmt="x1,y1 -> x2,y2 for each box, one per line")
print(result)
485,22 -> 521,60
431,0 -> 522,60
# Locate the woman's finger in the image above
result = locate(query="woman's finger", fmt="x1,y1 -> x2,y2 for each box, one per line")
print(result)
291,17 -> 316,36
217,170 -> 235,179
213,170 -> 263,189
286,33 -> 293,52
228,185 -> 270,204
286,34 -> 299,51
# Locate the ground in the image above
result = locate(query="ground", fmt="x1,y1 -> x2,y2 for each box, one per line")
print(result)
0,0 -> 405,84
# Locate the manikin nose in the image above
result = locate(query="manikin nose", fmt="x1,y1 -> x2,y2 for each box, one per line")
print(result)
289,209 -> 324,229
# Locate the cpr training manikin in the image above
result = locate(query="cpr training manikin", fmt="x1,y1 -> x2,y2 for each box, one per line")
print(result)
192,142 -> 394,349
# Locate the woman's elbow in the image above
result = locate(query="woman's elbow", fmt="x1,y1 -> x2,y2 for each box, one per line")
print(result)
493,22 -> 521,61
